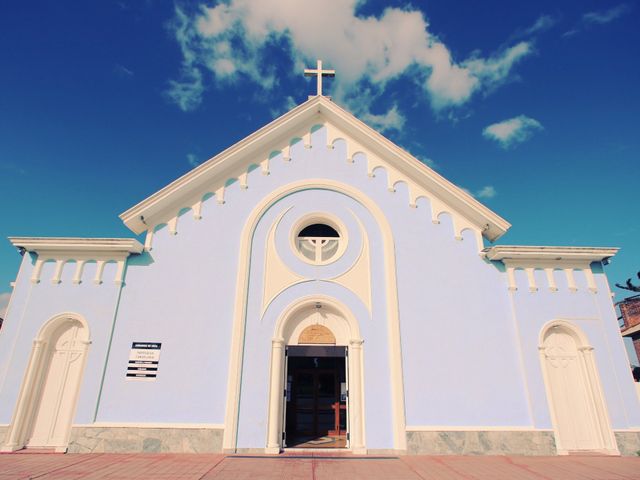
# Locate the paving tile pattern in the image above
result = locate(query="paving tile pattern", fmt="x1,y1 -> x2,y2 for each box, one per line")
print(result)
0,452 -> 639,479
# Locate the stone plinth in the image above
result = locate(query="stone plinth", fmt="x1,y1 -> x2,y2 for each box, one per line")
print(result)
406,430 -> 556,455
67,426 -> 223,453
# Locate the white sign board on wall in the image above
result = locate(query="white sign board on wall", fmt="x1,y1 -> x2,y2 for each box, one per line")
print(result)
126,342 -> 161,381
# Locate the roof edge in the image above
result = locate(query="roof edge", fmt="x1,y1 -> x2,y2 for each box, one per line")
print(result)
119,95 -> 511,240
119,96 -> 323,233
316,99 -> 511,241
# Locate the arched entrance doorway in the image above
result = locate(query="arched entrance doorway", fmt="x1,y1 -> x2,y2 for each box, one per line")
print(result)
539,321 -> 618,454
265,297 -> 365,453
2,313 -> 90,452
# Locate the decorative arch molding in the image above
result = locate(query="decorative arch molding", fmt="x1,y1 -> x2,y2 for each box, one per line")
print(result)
35,312 -> 90,341
538,320 -> 618,455
265,296 -> 366,453
274,295 -> 362,345
222,179 -> 407,453
538,319 -> 591,347
1,312 -> 91,453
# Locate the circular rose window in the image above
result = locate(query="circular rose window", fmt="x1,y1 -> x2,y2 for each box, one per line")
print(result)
294,222 -> 344,264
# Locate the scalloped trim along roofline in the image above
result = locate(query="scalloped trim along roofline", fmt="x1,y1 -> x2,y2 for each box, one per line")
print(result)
119,95 -> 511,240
483,245 -> 619,263
9,237 -> 144,255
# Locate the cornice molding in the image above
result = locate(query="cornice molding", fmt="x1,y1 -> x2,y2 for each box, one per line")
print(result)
484,245 -> 618,293
9,237 -> 144,256
119,96 -> 510,241
483,246 -> 619,263
8,237 -> 143,285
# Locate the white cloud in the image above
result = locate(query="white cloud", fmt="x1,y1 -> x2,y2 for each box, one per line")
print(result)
583,4 -> 631,25
482,115 -> 543,148
167,68 -> 204,111
166,7 -> 206,111
283,96 -> 297,111
114,64 -> 134,78
477,185 -> 497,199
167,1 -> 533,115
0,292 -> 10,318
359,104 -> 405,133
562,29 -> 580,38
564,4 -> 631,37
461,42 -> 532,100
463,185 -> 497,199
415,155 -> 438,169
523,14 -> 559,35
270,95 -> 298,117
187,153 -> 200,167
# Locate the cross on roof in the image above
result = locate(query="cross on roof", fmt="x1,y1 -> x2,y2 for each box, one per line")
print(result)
304,59 -> 335,96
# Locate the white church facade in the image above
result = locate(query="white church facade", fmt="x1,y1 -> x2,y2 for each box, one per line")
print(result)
1,90 -> 639,455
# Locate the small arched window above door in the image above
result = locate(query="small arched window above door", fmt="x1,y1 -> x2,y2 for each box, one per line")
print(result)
298,324 -> 337,344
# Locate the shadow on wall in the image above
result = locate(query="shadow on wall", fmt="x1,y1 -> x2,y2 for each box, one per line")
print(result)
127,252 -> 155,267
487,260 -> 506,273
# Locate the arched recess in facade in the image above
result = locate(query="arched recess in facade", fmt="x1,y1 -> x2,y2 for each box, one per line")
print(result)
538,320 -> 618,455
265,296 -> 365,454
222,179 -> 407,453
1,312 -> 90,453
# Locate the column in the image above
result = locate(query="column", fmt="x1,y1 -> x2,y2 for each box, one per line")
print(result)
30,258 -> 45,284
564,268 -> 577,292
114,260 -> 126,285
578,345 -> 615,451
583,268 -> 598,293
1,340 -> 46,451
51,260 -> 65,284
266,338 -> 285,454
72,260 -> 86,284
525,268 -> 538,292
506,267 -> 517,291
349,339 -> 366,453
545,268 -> 558,292
94,260 -> 106,285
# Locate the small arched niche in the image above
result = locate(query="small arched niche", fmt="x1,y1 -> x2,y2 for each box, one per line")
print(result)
539,320 -> 618,455
2,313 -> 90,453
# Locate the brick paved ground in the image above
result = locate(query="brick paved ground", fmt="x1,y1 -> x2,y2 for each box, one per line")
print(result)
0,452 -> 639,479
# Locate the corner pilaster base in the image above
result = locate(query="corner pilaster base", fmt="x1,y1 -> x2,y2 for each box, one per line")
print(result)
0,444 -> 23,453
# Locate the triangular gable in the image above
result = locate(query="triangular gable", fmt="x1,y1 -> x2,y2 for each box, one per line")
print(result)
120,96 -> 510,241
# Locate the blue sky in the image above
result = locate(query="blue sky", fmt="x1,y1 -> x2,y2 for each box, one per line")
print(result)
1,0 -> 639,323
